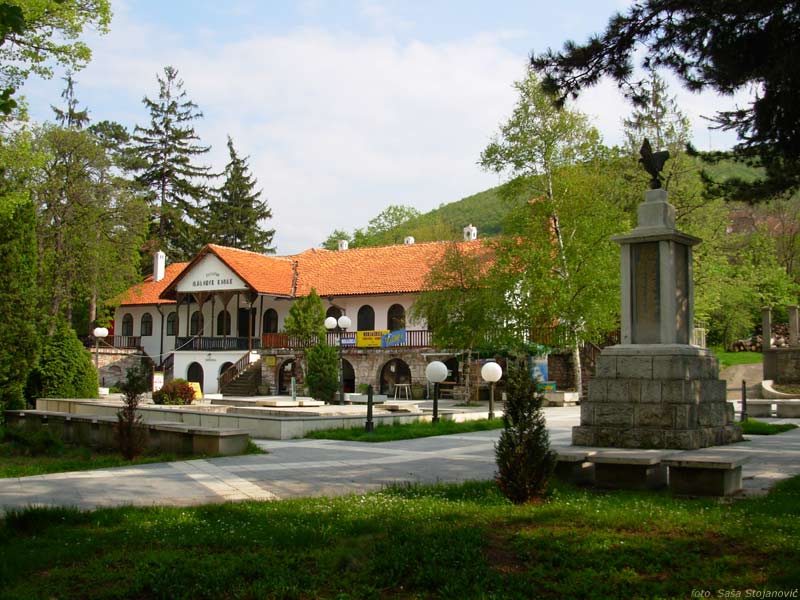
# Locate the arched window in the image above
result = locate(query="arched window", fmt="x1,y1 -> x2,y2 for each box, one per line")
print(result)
387,304 -> 405,331
357,305 -> 375,331
140,313 -> 153,337
190,311 -> 204,336
121,313 -> 133,336
262,308 -> 278,334
217,310 -> 231,336
326,306 -> 342,320
166,312 -> 177,336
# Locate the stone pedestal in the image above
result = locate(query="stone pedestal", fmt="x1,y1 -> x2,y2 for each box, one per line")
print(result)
573,344 -> 742,449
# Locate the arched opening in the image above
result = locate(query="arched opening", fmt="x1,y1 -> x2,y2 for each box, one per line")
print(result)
357,305 -> 375,331
342,359 -> 355,393
166,312 -> 177,336
140,312 -> 153,337
262,308 -> 279,334
219,361 -> 234,376
326,306 -> 342,320
387,304 -> 405,331
121,313 -> 133,336
190,311 -> 204,336
278,359 -> 296,395
187,362 -> 204,393
444,357 -> 459,383
379,358 -> 411,395
217,310 -> 231,336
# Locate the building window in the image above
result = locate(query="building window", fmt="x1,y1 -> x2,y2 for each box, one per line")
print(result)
263,308 -> 278,334
190,311 -> 204,336
140,313 -> 153,337
387,304 -> 405,331
326,306 -> 342,320
121,313 -> 133,336
357,305 -> 375,331
166,312 -> 177,336
217,310 -> 231,336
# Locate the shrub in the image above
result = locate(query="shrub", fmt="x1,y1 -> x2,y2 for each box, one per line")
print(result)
152,379 -> 196,405
306,343 -> 339,402
26,321 -> 97,401
495,356 -> 556,504
116,362 -> 150,460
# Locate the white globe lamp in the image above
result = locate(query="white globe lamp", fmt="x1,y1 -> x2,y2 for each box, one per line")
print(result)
481,361 -> 503,419
426,361 -> 448,423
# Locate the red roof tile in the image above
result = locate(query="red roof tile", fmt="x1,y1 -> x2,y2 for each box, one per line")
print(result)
116,262 -> 189,306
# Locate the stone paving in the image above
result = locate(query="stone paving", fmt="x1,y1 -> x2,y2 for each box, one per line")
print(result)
0,407 -> 798,513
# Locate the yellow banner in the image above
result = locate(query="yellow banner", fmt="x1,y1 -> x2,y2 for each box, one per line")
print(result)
263,355 -> 277,367
357,330 -> 388,347
188,381 -> 203,399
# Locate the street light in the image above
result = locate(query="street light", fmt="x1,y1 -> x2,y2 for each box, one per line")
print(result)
324,314 -> 351,404
425,360 -> 448,424
92,326 -> 109,372
481,361 -> 503,420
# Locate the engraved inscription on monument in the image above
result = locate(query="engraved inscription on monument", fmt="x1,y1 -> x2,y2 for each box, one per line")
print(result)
631,242 -> 660,343
674,244 -> 690,344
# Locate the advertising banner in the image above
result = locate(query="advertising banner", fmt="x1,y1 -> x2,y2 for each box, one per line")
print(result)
152,371 -> 164,392
357,330 -> 388,347
382,329 -> 407,348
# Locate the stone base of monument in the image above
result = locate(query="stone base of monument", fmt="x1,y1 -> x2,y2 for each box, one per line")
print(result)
572,344 -> 743,450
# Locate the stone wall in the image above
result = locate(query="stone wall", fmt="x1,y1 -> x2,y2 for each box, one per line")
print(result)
763,348 -> 800,383
95,347 -> 145,387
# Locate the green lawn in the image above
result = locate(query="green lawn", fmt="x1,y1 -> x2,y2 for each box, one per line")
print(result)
306,417 -> 504,442
741,418 -> 799,435
711,347 -> 762,370
0,478 -> 798,599
0,428 -> 263,478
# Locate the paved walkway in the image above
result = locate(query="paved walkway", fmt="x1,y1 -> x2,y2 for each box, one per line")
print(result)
0,407 -> 798,512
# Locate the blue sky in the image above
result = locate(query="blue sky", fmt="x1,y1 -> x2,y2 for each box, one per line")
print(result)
21,0 -> 750,255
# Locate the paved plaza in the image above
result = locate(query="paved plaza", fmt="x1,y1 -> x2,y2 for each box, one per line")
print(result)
0,406 -> 799,513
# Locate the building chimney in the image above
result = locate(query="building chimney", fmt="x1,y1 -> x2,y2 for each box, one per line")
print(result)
404,236 -> 415,245
463,224 -> 478,241
337,239 -> 349,251
153,250 -> 166,282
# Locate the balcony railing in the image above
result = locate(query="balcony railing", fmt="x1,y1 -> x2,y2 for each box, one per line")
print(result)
175,336 -> 262,351
109,335 -> 141,349
261,330 -> 433,349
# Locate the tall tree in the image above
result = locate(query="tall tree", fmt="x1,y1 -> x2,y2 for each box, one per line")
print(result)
132,66 -> 213,261
531,1 -> 800,201
51,71 -> 89,129
205,136 -> 274,253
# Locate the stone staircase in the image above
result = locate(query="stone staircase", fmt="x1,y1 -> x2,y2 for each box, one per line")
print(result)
219,359 -> 262,396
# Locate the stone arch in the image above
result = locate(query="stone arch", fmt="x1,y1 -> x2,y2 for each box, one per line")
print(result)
379,358 -> 411,395
278,359 -> 297,394
342,358 -> 355,393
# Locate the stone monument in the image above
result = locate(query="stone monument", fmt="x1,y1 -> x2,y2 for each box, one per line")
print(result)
572,141 -> 742,450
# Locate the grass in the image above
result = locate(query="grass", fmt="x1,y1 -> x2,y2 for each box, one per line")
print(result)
711,346 -> 762,370
741,418 -> 799,436
305,417 -> 504,442
0,428 -> 263,479
0,477 -> 798,599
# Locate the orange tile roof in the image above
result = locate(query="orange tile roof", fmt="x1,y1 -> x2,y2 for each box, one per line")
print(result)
116,262 -> 189,306
118,240 -> 490,306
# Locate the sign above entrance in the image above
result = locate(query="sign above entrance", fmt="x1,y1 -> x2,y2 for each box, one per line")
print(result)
357,330 -> 388,348
176,254 -> 247,293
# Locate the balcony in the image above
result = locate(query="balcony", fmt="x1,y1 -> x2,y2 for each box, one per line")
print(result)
175,336 -> 262,352
261,330 -> 433,349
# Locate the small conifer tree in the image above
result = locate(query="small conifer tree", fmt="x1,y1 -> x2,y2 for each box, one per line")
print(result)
116,362 -> 149,460
305,342 -> 339,402
495,356 -> 556,503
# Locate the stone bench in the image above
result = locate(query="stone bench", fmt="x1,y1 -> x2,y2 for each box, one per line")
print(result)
745,400 -> 774,418
553,447 -> 596,485
383,401 -> 419,412
776,400 -> 800,418
588,449 -> 676,490
662,453 -> 748,497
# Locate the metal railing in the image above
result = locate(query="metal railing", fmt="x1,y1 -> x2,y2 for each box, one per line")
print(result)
174,336 -> 262,351
261,330 -> 433,349
110,335 -> 141,349
218,351 -> 255,388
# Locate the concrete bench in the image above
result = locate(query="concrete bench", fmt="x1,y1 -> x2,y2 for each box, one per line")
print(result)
663,453 -> 748,497
553,447 -> 596,485
383,401 -> 419,412
745,400 -> 774,418
589,449 -> 676,490
776,400 -> 800,418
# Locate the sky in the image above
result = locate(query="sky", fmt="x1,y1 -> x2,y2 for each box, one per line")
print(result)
21,0 -> 754,255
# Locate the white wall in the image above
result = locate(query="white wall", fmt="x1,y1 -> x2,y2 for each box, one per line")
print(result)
321,293 -> 427,331
173,350 -> 248,395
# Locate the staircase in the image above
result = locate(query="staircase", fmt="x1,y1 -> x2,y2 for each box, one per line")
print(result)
219,358 -> 263,397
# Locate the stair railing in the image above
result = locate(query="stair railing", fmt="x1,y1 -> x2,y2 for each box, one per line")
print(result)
218,351 -> 256,389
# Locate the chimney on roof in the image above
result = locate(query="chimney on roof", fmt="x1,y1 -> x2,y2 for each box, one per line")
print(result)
337,239 -> 349,251
404,236 -> 415,245
463,224 -> 478,241
153,250 -> 166,282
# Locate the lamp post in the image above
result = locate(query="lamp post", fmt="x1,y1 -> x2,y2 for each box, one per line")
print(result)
92,326 -> 109,372
425,360 -> 448,424
324,314 -> 351,404
481,361 -> 503,420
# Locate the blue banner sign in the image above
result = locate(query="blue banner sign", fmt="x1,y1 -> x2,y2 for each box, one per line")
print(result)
381,329 -> 406,348
340,337 -> 356,347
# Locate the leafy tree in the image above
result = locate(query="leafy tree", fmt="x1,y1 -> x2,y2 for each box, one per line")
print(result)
495,356 -> 556,504
305,342 -> 338,402
283,288 -> 326,343
0,0 -> 111,115
321,204 -> 421,249
205,136 -> 275,253
321,228 -> 353,250
531,1 -> 800,200
132,66 -> 214,261
26,321 -> 97,400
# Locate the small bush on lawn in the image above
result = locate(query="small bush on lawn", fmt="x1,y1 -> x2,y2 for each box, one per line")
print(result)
152,379 -> 195,405
495,355 -> 556,503
117,363 -> 150,460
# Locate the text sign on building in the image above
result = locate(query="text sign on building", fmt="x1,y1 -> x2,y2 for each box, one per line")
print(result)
381,329 -> 406,348
357,330 -> 388,347
152,371 -> 164,392
341,337 -> 357,347
176,254 -> 247,293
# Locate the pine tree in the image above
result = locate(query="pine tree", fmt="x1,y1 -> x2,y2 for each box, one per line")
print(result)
132,66 -> 213,261
51,72 -> 89,129
305,342 -> 338,402
206,136 -> 274,253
